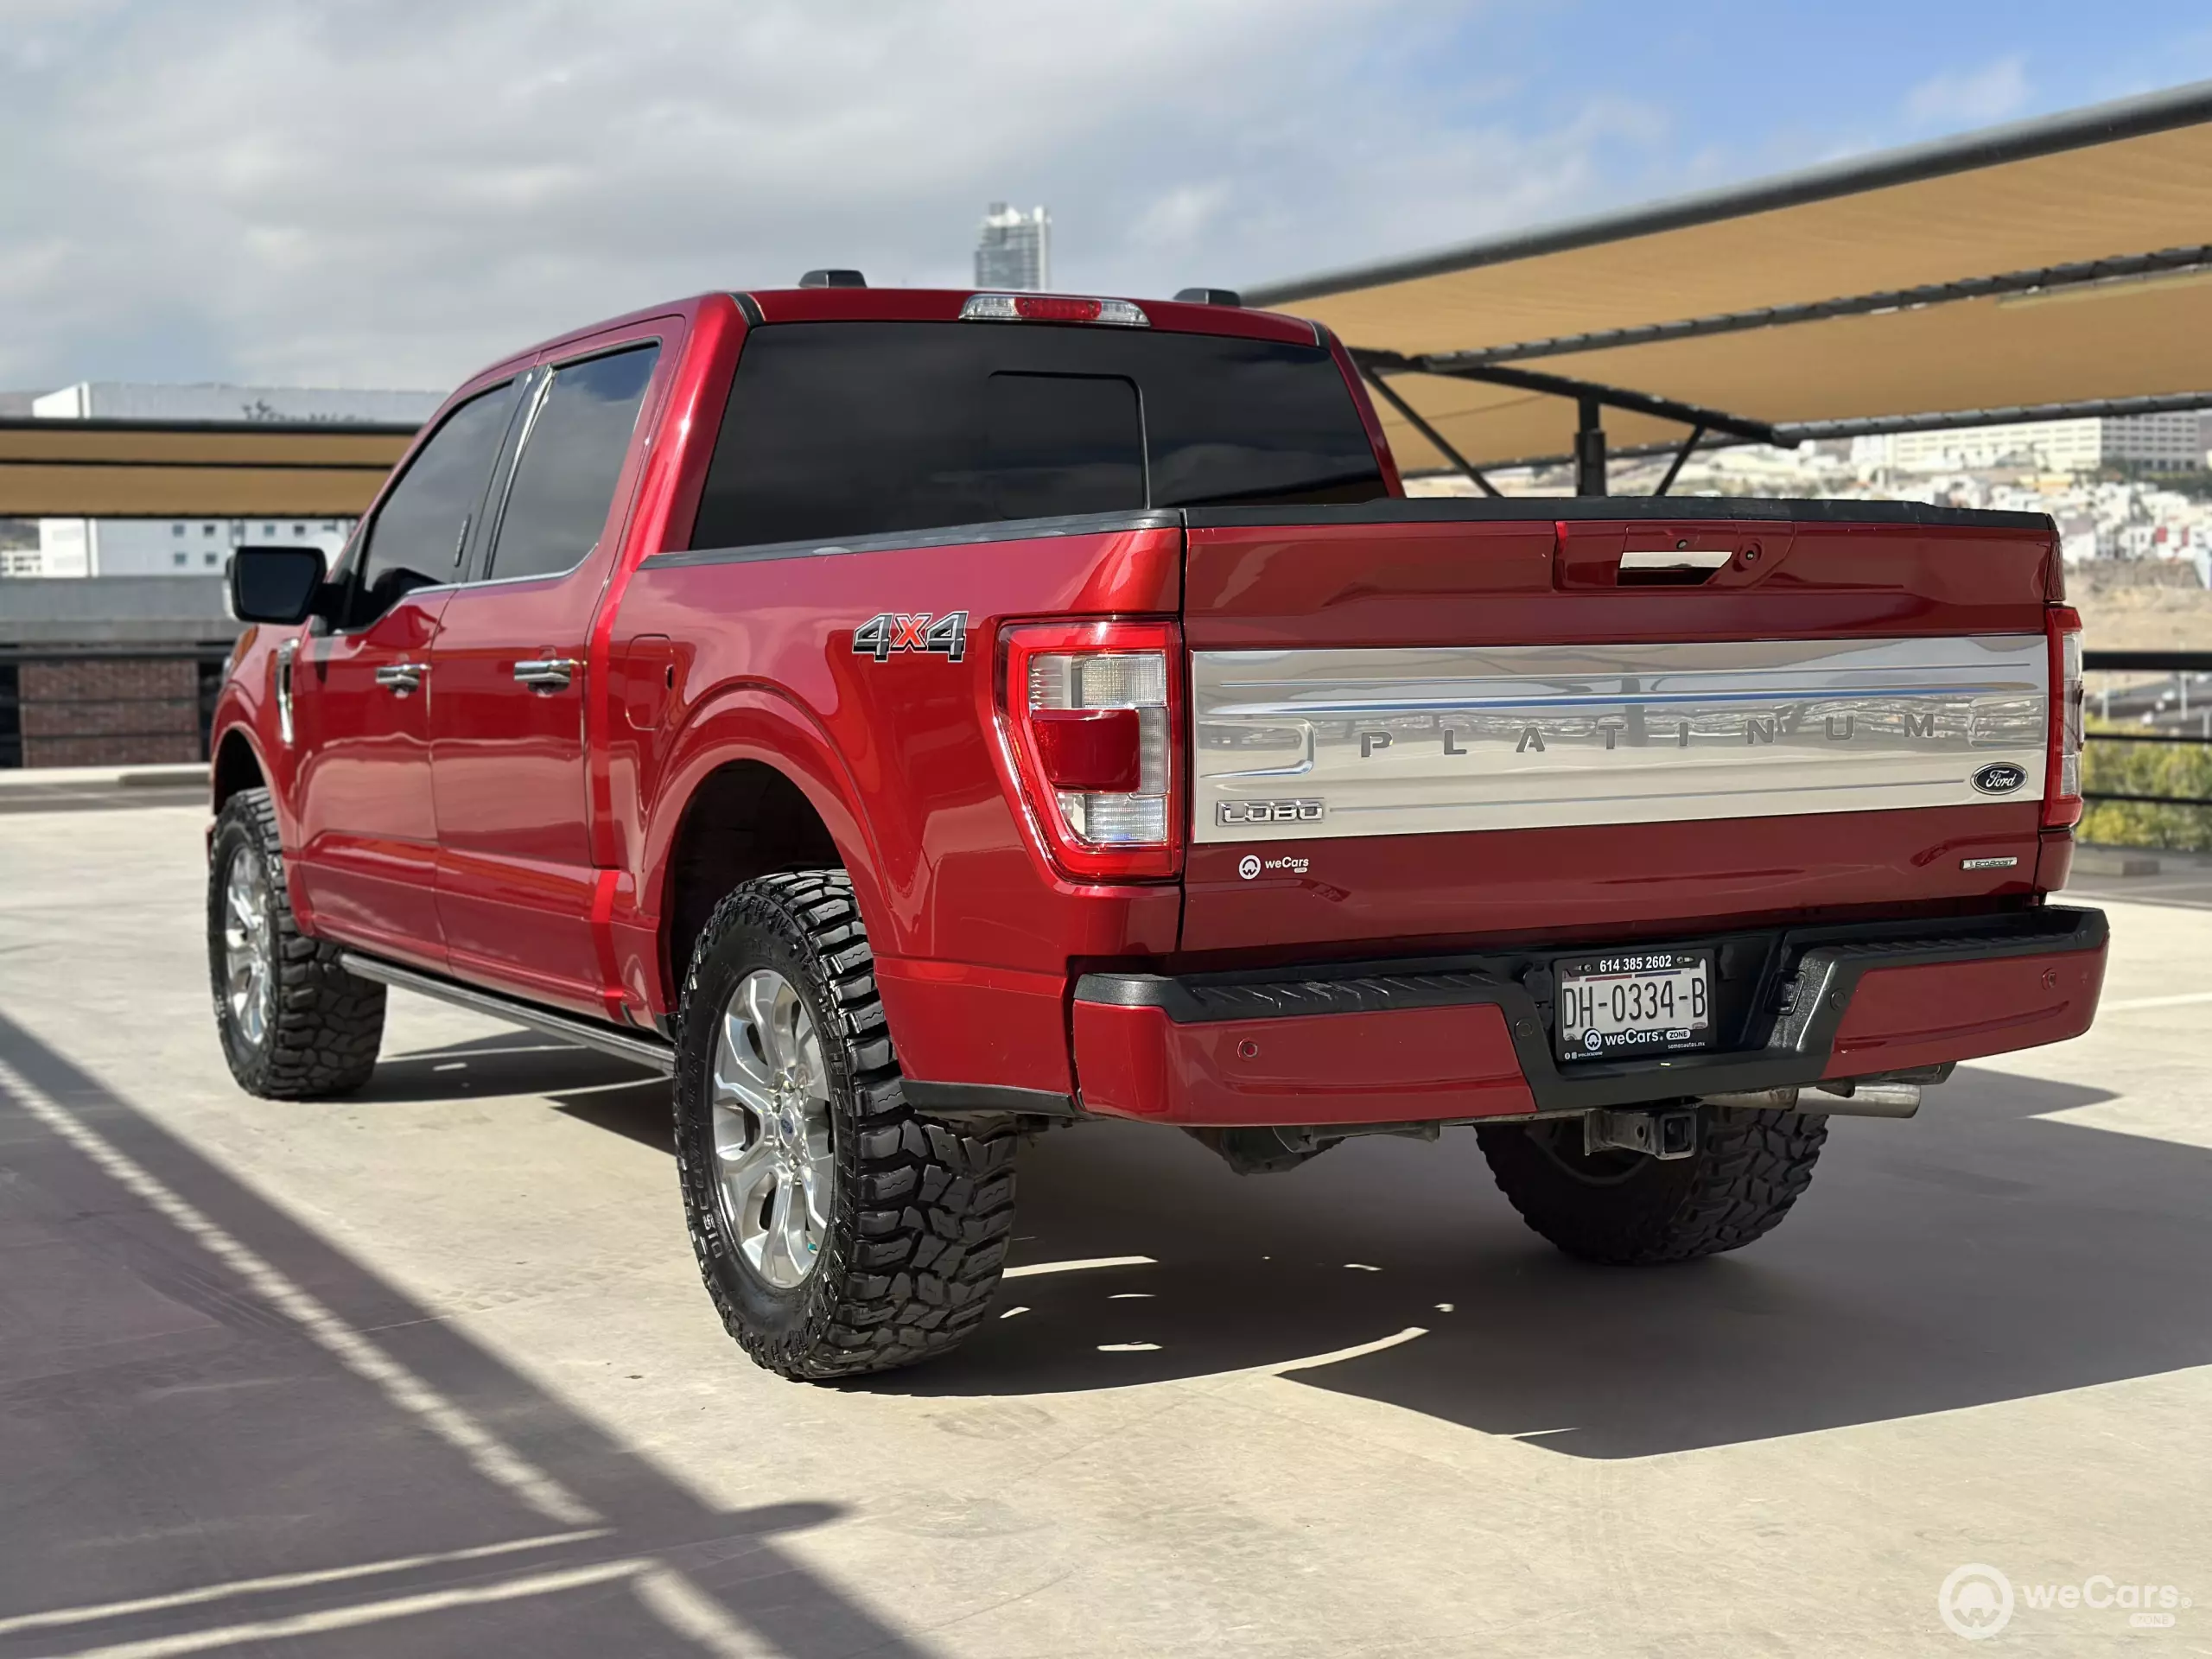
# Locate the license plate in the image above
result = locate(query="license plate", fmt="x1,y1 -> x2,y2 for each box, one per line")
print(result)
1555,948 -> 1713,1062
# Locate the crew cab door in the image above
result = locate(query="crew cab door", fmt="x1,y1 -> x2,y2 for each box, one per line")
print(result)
289,377 -> 523,965
427,334 -> 666,1016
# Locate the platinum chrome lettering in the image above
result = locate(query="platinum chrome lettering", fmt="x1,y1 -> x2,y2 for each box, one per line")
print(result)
1192,636 -> 2048,843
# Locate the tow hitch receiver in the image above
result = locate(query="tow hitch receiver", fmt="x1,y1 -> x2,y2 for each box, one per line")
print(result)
1585,1108 -> 1700,1160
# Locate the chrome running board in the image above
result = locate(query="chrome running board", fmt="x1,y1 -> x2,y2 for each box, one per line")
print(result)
337,951 -> 675,1076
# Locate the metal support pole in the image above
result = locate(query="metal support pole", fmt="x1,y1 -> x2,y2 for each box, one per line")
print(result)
1574,397 -> 1608,497
1653,423 -> 1706,498
1357,367 -> 1503,498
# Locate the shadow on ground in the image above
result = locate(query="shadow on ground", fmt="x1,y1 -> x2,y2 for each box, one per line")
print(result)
466,1037 -> 2212,1461
365,1033 -> 677,1154
0,1013 -> 925,1659
359,1032 -> 657,1106
900,1066 -> 2212,1459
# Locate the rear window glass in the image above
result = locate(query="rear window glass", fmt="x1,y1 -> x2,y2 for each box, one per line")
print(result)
690,321 -> 1386,550
984,372 -> 1144,519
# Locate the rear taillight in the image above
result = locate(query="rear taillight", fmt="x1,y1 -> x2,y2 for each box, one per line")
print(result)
2046,604 -> 2084,830
997,620 -> 1182,880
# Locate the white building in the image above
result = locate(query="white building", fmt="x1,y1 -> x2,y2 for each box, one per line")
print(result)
2104,410 -> 2209,467
36,511 -> 357,579
27,381 -> 442,579
975,203 -> 1051,291
1856,410 -> 2210,474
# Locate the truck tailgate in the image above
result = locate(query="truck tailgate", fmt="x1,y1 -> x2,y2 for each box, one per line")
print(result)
1180,501 -> 2057,956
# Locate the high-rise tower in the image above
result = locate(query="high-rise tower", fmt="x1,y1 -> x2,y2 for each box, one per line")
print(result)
975,202 -> 1051,290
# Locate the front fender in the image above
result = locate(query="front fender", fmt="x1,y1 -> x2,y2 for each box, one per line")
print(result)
208,630 -> 292,836
207,635 -> 327,930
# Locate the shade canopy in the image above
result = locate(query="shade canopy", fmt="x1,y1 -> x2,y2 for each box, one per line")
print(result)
16,84 -> 2212,519
1248,81 -> 2212,477
0,419 -> 416,518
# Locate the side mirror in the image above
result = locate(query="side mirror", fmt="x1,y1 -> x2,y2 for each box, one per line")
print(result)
230,545 -> 329,626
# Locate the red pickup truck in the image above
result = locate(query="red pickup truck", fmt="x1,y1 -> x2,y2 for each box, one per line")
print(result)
209,279 -> 2107,1380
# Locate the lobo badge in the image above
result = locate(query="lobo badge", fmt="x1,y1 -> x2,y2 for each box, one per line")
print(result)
853,611 -> 969,664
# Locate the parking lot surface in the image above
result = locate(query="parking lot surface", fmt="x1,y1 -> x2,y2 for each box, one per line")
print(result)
3,804 -> 2208,1657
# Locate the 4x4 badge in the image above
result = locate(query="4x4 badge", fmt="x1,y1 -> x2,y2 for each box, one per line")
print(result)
853,611 -> 968,663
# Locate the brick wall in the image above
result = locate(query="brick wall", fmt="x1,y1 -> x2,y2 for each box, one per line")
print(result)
17,658 -> 204,767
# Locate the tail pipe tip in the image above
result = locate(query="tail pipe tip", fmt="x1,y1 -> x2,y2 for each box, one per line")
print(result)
1701,1081 -> 1923,1118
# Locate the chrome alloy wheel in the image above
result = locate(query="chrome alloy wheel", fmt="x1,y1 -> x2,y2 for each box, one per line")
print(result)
710,969 -> 835,1289
222,843 -> 275,1047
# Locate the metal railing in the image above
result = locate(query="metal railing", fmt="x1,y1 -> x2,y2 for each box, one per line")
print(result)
4,643 -> 2207,806
2082,649 -> 2212,812
0,642 -> 235,769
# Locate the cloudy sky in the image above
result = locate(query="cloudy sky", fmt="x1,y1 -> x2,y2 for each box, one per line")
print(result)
4,0 -> 2211,396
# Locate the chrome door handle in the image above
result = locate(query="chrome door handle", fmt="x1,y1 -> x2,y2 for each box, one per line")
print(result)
374,663 -> 428,696
513,658 -> 578,691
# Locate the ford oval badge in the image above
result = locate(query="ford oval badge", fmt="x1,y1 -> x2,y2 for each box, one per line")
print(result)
1973,762 -> 2027,796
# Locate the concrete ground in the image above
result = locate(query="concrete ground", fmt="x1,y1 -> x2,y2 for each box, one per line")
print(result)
1,806 -> 2207,1659
0,765 -> 209,816
2075,842 -> 2212,911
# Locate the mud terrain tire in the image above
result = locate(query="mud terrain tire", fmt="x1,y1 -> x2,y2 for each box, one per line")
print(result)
207,787 -> 385,1098
673,872 -> 1017,1380
1476,1107 -> 1827,1264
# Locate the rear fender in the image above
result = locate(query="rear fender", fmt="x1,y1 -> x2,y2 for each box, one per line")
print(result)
639,681 -> 893,976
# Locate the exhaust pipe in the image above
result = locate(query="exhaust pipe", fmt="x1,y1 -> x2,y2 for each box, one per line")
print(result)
1811,1080 -> 1922,1117
1700,1081 -> 1923,1119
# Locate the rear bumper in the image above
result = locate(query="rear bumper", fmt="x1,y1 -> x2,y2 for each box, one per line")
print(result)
1071,906 -> 2107,1126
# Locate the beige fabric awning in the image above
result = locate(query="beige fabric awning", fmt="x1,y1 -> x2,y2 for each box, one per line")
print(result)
1249,81 -> 2212,474
18,84 -> 2212,517
0,421 -> 415,518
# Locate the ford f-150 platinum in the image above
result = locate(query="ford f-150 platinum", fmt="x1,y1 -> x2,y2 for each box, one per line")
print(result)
207,278 -> 2107,1379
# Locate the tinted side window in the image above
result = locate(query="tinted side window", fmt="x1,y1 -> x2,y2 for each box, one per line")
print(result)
352,380 -> 518,626
486,345 -> 660,582
690,322 -> 1383,550
1145,350 -> 1385,509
